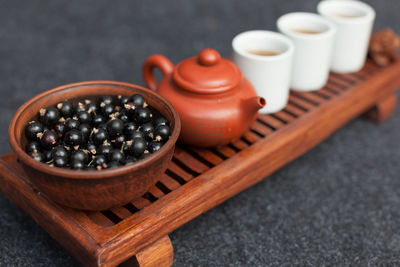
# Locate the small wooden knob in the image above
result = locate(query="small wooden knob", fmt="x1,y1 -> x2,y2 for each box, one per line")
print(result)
198,48 -> 221,66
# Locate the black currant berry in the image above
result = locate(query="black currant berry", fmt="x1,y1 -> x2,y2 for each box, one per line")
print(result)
130,94 -> 146,107
109,149 -> 125,163
65,118 -> 80,131
74,102 -> 86,114
51,146 -> 69,159
93,115 -> 105,127
141,122 -> 155,141
25,121 -> 44,141
131,137 -> 146,156
101,104 -> 115,117
71,149 -> 89,164
107,119 -> 124,138
39,107 -> 60,126
118,110 -> 129,123
122,141 -> 132,154
26,141 -> 41,154
57,101 -> 74,118
92,155 -> 107,169
155,125 -> 171,142
153,117 -> 169,128
54,122 -> 66,138
97,144 -> 112,157
79,123 -> 91,140
77,111 -> 92,124
123,156 -> 137,165
30,151 -> 45,162
124,102 -> 138,117
71,160 -> 85,170
107,161 -> 120,168
40,130 -> 59,149
130,131 -> 144,140
111,135 -> 125,148
85,102 -> 98,114
92,128 -> 108,145
118,95 -> 130,106
64,129 -> 83,147
123,122 -> 137,136
44,150 -> 52,162
135,107 -> 152,124
140,152 -> 151,160
86,142 -> 97,155
54,156 -> 68,168
98,123 -> 107,131
149,141 -> 162,153
101,96 -> 113,106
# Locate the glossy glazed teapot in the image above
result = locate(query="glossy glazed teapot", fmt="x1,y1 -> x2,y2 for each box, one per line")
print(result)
143,48 -> 266,147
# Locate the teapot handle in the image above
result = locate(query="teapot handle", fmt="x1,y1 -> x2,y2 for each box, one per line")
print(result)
143,55 -> 174,91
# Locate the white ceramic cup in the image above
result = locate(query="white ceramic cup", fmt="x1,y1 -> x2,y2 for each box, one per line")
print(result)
232,30 -> 294,114
318,0 -> 375,73
277,12 -> 336,92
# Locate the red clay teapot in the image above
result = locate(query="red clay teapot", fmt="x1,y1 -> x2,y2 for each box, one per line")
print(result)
143,48 -> 266,147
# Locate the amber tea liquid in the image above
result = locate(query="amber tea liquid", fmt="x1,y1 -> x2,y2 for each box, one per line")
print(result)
334,13 -> 363,18
291,29 -> 322,35
247,50 -> 279,56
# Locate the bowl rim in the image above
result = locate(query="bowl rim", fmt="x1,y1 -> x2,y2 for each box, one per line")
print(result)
8,80 -> 181,180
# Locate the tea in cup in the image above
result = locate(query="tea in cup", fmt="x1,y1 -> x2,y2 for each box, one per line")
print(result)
318,0 -> 375,73
277,12 -> 336,92
232,30 -> 294,114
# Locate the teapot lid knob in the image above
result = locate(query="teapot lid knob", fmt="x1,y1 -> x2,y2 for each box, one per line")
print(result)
198,48 -> 221,66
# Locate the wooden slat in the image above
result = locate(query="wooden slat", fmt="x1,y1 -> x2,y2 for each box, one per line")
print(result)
173,147 -> 210,174
328,75 -> 353,89
320,88 -> 339,97
130,197 -> 152,210
190,147 -> 223,166
148,186 -> 165,199
230,139 -> 248,151
288,93 -> 318,109
84,211 -> 116,227
273,110 -> 296,123
251,120 -> 274,136
324,84 -> 344,94
214,146 -> 236,158
293,91 -> 327,104
331,72 -> 361,85
365,61 -> 380,72
168,161 -> 194,182
242,131 -> 261,143
159,174 -> 181,191
109,207 -> 133,220
353,71 -> 368,80
321,86 -> 340,95
312,90 -> 331,100
258,114 -> 286,128
284,103 -> 306,117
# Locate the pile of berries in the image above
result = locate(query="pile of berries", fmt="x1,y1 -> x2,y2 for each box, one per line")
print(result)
24,94 -> 171,170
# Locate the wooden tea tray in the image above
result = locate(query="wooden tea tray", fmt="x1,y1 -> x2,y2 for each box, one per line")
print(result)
1,56 -> 400,266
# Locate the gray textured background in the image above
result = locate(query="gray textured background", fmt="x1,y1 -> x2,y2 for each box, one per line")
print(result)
0,0 -> 400,266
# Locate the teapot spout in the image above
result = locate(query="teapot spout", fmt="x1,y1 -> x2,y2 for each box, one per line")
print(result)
242,96 -> 266,115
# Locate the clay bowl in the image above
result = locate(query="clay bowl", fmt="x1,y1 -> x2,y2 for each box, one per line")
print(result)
8,81 -> 181,210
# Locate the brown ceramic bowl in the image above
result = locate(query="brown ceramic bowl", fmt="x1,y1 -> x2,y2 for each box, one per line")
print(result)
9,81 -> 181,210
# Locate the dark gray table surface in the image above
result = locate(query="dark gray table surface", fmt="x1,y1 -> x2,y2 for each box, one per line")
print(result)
1,1 -> 399,266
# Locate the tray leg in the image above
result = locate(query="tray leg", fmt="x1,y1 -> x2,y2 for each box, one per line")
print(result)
119,235 -> 173,267
364,93 -> 397,123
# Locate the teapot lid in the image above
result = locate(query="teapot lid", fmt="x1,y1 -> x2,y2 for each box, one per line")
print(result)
173,48 -> 242,94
